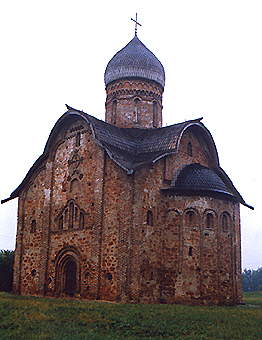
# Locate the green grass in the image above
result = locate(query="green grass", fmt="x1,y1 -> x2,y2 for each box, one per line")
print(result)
0,292 -> 262,340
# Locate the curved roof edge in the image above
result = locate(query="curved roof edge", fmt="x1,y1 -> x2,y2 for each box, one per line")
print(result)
1,106 -> 136,203
2,107 -> 252,211
161,163 -> 254,210
215,166 -> 254,209
176,122 -> 220,167
0,112 -> 220,203
1,106 -> 93,203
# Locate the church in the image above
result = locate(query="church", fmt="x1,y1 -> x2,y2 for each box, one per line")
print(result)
2,27 -> 253,304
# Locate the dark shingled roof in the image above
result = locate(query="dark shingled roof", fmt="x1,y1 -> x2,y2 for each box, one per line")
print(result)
162,163 -> 253,209
174,163 -> 233,194
1,107 -> 253,210
86,112 -> 205,172
104,35 -> 165,88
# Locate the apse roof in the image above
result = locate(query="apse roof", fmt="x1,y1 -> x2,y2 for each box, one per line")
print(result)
161,163 -> 253,209
104,35 -> 165,88
173,163 -> 234,195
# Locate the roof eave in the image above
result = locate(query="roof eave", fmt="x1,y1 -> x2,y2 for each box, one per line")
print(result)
160,187 -> 254,210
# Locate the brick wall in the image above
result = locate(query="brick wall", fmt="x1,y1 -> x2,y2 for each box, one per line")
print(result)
13,115 -> 242,305
105,79 -> 163,128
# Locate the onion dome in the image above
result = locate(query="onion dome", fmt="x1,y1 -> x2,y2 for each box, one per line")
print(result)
104,35 -> 165,88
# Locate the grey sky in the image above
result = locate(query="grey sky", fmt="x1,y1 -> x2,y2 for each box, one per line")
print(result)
0,0 -> 261,269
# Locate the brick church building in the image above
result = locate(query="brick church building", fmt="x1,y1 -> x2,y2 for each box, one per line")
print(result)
2,33 -> 253,304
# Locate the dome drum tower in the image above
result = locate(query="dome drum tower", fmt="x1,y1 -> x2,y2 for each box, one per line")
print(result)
105,78 -> 163,128
104,36 -> 165,128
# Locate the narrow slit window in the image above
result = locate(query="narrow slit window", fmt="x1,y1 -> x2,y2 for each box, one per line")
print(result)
187,142 -> 193,156
188,246 -> 193,256
206,213 -> 214,228
64,209 -> 68,226
222,213 -> 230,232
112,100 -> 117,124
30,219 -> 36,233
74,207 -> 78,221
76,132 -> 81,147
58,216 -> 63,230
69,202 -> 74,228
79,211 -> 85,229
186,211 -> 195,225
134,98 -> 140,123
153,101 -> 158,127
147,210 -> 153,226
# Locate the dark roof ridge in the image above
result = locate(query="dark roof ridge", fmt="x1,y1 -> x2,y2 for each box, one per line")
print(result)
0,109 -> 215,203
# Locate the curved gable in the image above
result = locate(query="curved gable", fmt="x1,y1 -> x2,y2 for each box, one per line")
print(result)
1,109 -> 96,202
176,123 -> 219,167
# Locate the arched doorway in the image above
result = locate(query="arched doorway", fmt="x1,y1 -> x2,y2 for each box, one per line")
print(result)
63,256 -> 77,296
54,247 -> 81,297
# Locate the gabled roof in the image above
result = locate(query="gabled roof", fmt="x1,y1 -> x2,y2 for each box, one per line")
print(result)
1,107 -> 252,210
87,113 -> 213,173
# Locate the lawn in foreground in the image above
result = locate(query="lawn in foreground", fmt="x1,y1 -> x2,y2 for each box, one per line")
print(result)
0,291 -> 262,340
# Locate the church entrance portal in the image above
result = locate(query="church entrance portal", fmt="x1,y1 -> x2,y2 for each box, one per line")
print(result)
63,257 -> 77,296
55,247 -> 81,297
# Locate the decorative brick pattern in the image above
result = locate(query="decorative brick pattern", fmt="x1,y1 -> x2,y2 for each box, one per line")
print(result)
105,79 -> 163,128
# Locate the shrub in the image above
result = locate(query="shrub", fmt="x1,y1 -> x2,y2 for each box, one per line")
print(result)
0,250 -> 14,292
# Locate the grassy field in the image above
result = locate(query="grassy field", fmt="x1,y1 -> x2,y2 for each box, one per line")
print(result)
0,292 -> 262,340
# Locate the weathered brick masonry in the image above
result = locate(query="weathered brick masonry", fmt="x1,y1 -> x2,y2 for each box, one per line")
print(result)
2,34 -> 252,305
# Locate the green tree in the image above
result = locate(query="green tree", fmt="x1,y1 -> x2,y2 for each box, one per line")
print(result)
242,267 -> 262,291
0,250 -> 14,292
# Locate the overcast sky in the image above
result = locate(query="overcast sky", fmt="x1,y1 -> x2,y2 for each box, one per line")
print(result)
0,0 -> 261,270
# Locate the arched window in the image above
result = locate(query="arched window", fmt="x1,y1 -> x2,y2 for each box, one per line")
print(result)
147,210 -> 153,226
30,219 -> 36,233
185,210 -> 195,226
79,212 -> 85,229
222,212 -> 230,232
112,100 -> 117,124
74,207 -> 78,221
58,216 -> 63,230
153,101 -> 158,127
134,98 -> 140,123
76,132 -> 81,147
64,209 -> 68,227
69,202 -> 74,229
206,213 -> 214,228
187,142 -> 193,156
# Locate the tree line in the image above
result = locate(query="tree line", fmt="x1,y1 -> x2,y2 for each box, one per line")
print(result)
0,249 -> 261,292
242,267 -> 262,292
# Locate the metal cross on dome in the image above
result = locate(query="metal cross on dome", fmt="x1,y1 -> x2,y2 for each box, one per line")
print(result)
131,13 -> 142,36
